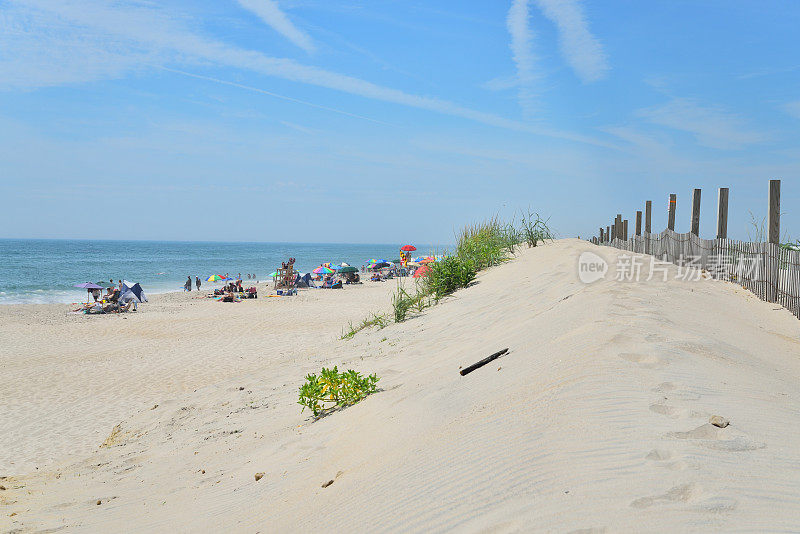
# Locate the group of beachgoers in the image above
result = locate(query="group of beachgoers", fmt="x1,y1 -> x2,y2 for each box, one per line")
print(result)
74,279 -> 138,314
211,279 -> 257,302
184,273 -> 259,292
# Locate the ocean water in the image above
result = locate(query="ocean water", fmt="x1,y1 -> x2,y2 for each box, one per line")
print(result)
0,239 -> 445,305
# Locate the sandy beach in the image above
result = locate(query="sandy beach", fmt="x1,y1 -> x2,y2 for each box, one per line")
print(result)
3,239 -> 800,532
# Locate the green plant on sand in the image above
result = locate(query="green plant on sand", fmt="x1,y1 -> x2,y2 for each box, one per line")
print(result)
298,366 -> 380,417
340,312 -> 389,340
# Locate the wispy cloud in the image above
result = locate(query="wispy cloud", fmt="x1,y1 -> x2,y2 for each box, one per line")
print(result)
534,0 -> 608,83
0,0 -> 609,147
639,98 -> 765,150
784,100 -> 800,119
506,0 -> 538,112
161,67 -> 391,125
236,0 -> 315,54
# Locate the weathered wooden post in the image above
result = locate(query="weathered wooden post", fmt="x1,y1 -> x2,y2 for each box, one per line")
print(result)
767,180 -> 781,302
716,187 -> 729,239
668,194 -> 676,231
690,188 -> 701,236
769,180 -> 780,244
635,211 -> 642,236
616,214 -> 623,240
644,200 -> 652,255
606,225 -> 611,243
623,219 -> 628,241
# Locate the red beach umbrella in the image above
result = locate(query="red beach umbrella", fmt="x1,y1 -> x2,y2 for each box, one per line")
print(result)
413,265 -> 431,278
400,245 -> 417,252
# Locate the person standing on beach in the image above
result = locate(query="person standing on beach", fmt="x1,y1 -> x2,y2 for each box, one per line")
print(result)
195,276 -> 201,291
185,276 -> 192,292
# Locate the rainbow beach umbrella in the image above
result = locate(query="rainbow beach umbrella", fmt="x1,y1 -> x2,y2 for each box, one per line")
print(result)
206,274 -> 226,282
313,266 -> 334,275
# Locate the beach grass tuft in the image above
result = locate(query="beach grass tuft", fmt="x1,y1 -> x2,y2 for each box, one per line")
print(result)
340,312 -> 390,340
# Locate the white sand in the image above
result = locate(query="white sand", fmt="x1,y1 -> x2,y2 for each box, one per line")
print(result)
2,239 -> 800,532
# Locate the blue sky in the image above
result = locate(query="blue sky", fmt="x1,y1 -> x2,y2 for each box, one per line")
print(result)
0,0 -> 798,244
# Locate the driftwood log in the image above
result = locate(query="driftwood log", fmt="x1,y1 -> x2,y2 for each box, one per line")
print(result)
460,348 -> 509,376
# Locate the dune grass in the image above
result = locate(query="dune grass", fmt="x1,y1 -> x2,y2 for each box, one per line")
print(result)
343,210 -> 554,337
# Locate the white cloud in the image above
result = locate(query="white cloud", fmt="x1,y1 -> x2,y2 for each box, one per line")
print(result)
639,98 -> 765,150
784,100 -> 800,119
0,0 -> 611,147
236,0 -> 315,54
506,0 -> 538,112
534,0 -> 608,82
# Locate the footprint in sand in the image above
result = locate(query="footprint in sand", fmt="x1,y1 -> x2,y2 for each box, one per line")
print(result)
666,424 -> 766,451
649,402 -> 689,419
645,448 -> 687,471
652,382 -> 676,393
631,483 -> 697,508
619,352 -> 662,367
667,423 -> 721,440
645,449 -> 673,461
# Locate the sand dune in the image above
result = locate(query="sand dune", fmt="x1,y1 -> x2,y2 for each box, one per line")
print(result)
3,239 -> 800,532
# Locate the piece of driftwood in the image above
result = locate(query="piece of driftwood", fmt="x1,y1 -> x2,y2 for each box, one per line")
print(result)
460,348 -> 509,376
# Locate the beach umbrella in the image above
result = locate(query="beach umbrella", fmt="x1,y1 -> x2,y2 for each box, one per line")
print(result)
75,282 -> 104,289
268,272 -> 278,277
341,262 -> 350,267
420,257 -> 435,264
313,266 -> 334,275
373,262 -> 390,269
329,264 -> 342,271
206,274 -> 226,282
413,265 -> 431,278
338,266 -> 358,273
74,282 -> 104,303
400,245 -> 416,252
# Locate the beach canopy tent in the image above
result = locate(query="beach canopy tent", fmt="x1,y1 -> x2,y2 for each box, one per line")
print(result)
120,280 -> 147,304
296,273 -> 316,288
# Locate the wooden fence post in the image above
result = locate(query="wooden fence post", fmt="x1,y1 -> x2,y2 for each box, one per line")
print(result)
769,179 -> 780,244
645,201 -> 652,233
635,211 -> 642,236
623,219 -> 628,241
668,194 -> 676,231
767,179 -> 781,302
616,214 -> 623,240
717,187 -> 729,239
606,225 -> 610,243
599,228 -> 604,242
690,188 -> 701,236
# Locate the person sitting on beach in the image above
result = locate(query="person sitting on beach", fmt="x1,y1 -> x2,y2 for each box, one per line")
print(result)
91,288 -> 101,302
107,287 -> 120,303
